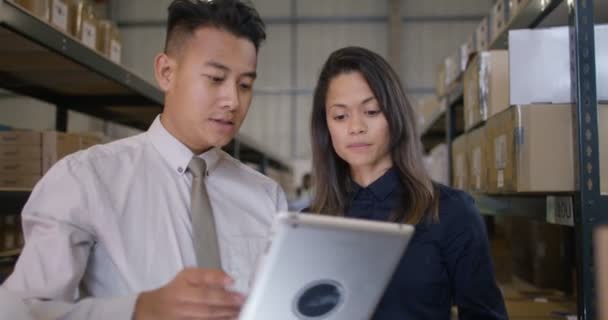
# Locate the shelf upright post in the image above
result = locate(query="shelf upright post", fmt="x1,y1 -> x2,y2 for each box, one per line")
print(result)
55,106 -> 68,132
568,0 -> 601,319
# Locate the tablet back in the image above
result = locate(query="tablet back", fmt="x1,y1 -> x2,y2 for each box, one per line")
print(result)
239,212 -> 415,320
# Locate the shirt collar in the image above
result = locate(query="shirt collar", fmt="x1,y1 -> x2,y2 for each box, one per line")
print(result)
351,167 -> 401,201
147,115 -> 222,176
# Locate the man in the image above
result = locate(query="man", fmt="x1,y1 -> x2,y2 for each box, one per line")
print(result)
1,1 -> 286,319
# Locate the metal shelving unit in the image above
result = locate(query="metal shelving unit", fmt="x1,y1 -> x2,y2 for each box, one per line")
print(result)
0,0 -> 291,173
420,0 -> 607,318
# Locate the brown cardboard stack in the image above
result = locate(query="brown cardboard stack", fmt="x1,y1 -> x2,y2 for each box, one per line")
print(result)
416,96 -> 444,132
509,0 -> 530,23
459,35 -> 475,74
42,131 -> 81,173
48,0 -> 70,33
67,0 -> 97,50
463,50 -> 509,131
476,17 -> 489,51
0,131 -> 42,189
78,133 -> 103,150
490,0 -> 508,44
485,104 -> 608,193
451,134 -> 467,190
97,20 -> 122,64
436,63 -> 447,97
15,0 -> 50,20
466,125 -> 488,192
530,222 -> 568,291
0,214 -> 23,254
596,226 -> 608,320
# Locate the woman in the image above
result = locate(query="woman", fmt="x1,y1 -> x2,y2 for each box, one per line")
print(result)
308,47 -> 508,319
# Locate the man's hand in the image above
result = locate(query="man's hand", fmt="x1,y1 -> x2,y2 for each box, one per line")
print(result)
133,268 -> 245,320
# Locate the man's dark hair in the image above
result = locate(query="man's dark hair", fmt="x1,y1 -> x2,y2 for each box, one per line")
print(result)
165,0 -> 266,54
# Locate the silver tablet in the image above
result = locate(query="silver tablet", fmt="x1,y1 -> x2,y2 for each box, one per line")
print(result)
239,212 -> 415,320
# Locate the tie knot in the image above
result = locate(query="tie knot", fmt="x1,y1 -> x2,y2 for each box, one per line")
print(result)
188,157 -> 207,178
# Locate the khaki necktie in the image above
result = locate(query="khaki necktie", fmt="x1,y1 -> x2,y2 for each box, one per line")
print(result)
188,157 -> 222,269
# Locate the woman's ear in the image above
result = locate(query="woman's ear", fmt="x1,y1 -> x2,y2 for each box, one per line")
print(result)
154,53 -> 175,92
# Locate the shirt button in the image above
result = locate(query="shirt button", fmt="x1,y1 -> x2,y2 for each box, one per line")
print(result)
178,167 -> 183,173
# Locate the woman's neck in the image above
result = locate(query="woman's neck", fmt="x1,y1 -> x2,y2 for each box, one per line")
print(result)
350,161 -> 393,187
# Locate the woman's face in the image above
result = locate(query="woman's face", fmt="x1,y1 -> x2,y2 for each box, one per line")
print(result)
325,71 -> 392,173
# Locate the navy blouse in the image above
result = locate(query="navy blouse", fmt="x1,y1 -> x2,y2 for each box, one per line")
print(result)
346,168 -> 507,319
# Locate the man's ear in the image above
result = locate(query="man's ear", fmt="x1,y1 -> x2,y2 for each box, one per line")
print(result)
154,52 -> 176,92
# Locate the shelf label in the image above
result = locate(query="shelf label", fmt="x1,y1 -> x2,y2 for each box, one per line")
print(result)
51,0 -> 68,32
81,22 -> 97,49
546,196 -> 574,226
110,40 -> 122,64
497,169 -> 504,188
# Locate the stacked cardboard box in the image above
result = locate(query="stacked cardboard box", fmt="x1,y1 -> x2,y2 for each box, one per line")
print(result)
416,96 -> 444,133
15,0 -> 49,20
97,20 -> 122,64
0,214 -> 23,255
509,25 -> 607,105
67,0 -> 97,50
485,104 -> 608,193
451,134 -> 467,190
49,0 -> 70,33
424,143 -> 448,185
0,131 -> 42,189
596,226 -> 608,320
42,131 -> 82,174
466,126 -> 488,192
463,50 -> 509,131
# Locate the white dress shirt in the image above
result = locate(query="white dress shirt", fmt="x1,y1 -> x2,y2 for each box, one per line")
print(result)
1,116 -> 288,319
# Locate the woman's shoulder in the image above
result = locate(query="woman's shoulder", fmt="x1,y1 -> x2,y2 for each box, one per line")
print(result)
435,183 -> 481,224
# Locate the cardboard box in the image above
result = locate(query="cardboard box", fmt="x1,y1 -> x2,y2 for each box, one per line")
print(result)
596,226 -> 608,320
97,20 -> 122,64
42,131 -> 80,173
0,131 -> 41,146
49,0 -> 70,33
486,104 -> 608,193
459,35 -> 475,73
509,0 -> 530,22
491,0 -> 509,44
436,62 -> 447,97
0,145 -> 42,160
0,215 -> 22,252
416,96 -> 444,132
491,234 -> 513,284
451,134 -> 468,190
0,159 -> 41,175
530,222 -> 568,291
15,0 -> 50,20
67,0 -> 97,49
476,17 -> 490,51
424,143 -> 448,185
509,218 -> 534,284
509,25 -> 608,105
505,299 -> 576,319
466,125 -> 488,192
78,133 -> 102,149
445,52 -> 460,88
464,50 -> 509,131
0,174 -> 40,189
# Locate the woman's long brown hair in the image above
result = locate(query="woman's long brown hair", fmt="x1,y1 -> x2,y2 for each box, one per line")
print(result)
310,46 -> 439,224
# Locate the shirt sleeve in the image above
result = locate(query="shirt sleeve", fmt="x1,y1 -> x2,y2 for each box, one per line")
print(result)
1,156 -> 138,319
440,191 -> 508,320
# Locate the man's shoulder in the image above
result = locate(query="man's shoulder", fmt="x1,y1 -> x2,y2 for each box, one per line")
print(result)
216,150 -> 280,189
63,132 -> 148,169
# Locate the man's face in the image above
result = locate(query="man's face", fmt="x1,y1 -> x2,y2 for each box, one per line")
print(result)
156,27 -> 258,153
